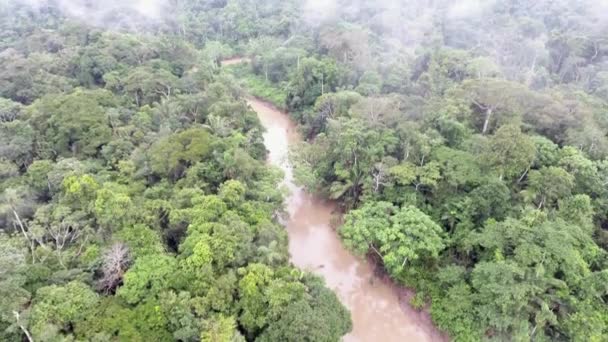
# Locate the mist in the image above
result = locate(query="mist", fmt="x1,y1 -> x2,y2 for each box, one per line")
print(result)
298,0 -> 608,84
447,0 -> 496,19
4,0 -> 171,29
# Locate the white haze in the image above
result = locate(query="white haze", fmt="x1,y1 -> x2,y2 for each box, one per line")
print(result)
300,0 -> 499,46
302,0 -> 338,25
8,0 -> 170,28
9,0 -> 608,33
302,0 -> 497,23
302,0 -> 608,28
447,0 -> 496,19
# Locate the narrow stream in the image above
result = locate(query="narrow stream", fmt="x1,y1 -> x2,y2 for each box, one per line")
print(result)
248,98 -> 448,342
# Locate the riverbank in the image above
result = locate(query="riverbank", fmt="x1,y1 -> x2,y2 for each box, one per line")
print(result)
223,60 -> 288,110
247,97 -> 448,342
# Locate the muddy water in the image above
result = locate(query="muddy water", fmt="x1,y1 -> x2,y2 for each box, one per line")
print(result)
221,57 -> 251,66
248,98 -> 448,342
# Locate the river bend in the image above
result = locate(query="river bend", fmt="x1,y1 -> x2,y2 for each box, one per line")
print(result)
248,98 -> 447,342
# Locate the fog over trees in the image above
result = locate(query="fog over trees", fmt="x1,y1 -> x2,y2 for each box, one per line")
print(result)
0,0 -> 607,341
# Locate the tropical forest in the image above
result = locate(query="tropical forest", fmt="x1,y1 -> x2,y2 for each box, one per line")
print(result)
0,0 -> 607,341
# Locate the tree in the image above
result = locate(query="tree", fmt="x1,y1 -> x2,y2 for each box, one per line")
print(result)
5,2 -> 608,341
322,118 -> 397,204
388,161 -> 441,192
432,147 -> 482,189
99,243 -> 131,293
259,276 -> 352,342
94,182 -> 134,233
0,97 -> 22,122
0,6 -> 359,342
29,203 -> 93,268
202,41 -> 234,66
25,160 -> 55,200
340,201 -> 395,256
0,119 -> 34,168
458,78 -> 528,134
319,23 -> 372,71
471,261 -> 534,339
0,235 -> 31,342
423,48 -> 473,97
201,315 -> 242,342
473,211 -> 602,340
431,283 -> 479,341
286,57 -> 341,110
237,263 -> 274,334
119,65 -> 180,106
75,297 -> 173,341
29,281 -> 98,340
28,158 -> 87,199
341,202 -> 445,275
526,166 -> 574,209
115,224 -> 165,258
468,179 -> 512,223
304,91 -> 362,137
118,254 -> 177,305
350,96 -> 401,127
380,206 -> 446,273
484,124 -> 536,180
355,70 -> 382,96
148,128 -> 212,180
258,299 -> 341,342
0,49 -> 74,104
29,89 -> 113,157
60,174 -> 99,210
158,291 -> 200,341
0,187 -> 36,258
250,45 -> 303,83
218,180 -> 246,208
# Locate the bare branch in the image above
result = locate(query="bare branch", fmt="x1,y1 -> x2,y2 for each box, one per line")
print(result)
98,243 -> 131,293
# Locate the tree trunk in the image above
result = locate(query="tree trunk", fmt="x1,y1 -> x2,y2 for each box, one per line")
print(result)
12,209 -> 35,263
538,196 -> 545,209
517,166 -> 530,184
13,311 -> 33,342
482,107 -> 493,134
321,74 -> 324,95
370,244 -> 383,259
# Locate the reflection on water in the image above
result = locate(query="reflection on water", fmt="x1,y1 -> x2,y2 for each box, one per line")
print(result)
248,98 -> 447,342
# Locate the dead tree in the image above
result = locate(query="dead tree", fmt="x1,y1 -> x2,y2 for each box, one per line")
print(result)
98,243 -> 131,293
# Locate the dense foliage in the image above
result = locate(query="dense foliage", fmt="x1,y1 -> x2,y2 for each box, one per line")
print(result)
224,0 -> 608,341
0,1 -> 352,341
2,0 -> 608,341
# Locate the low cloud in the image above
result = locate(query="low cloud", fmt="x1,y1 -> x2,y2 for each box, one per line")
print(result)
447,0 -> 496,20
302,0 -> 339,26
9,0 -> 170,29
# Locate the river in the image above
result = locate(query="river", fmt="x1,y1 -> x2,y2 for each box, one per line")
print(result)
248,98 -> 448,342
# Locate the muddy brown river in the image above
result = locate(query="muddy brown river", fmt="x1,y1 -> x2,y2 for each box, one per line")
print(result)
248,98 -> 448,342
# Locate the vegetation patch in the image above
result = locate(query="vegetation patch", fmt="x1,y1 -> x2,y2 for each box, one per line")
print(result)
226,64 -> 288,110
